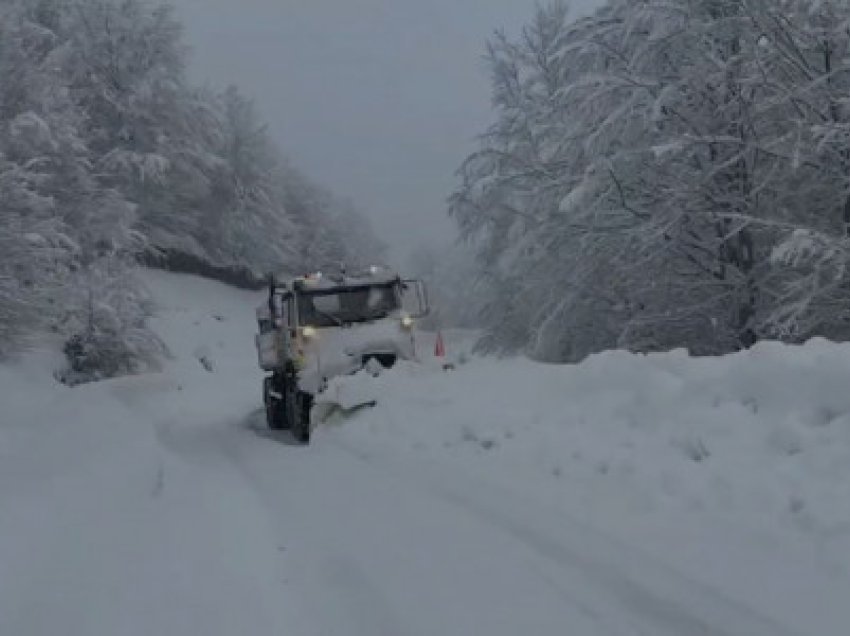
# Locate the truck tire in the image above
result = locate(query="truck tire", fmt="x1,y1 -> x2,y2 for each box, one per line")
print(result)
264,375 -> 286,431
291,391 -> 313,444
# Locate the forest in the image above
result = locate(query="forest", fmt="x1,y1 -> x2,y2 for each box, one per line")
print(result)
0,0 -> 384,382
7,0 -> 850,377
451,0 -> 850,362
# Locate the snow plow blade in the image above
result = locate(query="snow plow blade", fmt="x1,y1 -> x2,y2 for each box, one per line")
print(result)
313,369 -> 380,422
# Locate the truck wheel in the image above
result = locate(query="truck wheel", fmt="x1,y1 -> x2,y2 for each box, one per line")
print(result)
292,391 -> 313,444
264,376 -> 286,431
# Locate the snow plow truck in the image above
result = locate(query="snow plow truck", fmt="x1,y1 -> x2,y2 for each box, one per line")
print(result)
255,266 -> 429,443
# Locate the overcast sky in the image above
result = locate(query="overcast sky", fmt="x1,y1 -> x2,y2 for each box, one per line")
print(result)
170,0 -> 602,264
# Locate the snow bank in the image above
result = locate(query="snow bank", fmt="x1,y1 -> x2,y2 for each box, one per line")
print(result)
329,339 -> 850,634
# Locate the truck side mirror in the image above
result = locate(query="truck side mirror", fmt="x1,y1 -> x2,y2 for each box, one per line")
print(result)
402,279 -> 429,318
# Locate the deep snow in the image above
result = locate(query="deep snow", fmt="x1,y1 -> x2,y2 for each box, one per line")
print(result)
2,270 -> 850,635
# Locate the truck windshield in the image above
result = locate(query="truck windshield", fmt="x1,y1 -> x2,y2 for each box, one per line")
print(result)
298,284 -> 400,327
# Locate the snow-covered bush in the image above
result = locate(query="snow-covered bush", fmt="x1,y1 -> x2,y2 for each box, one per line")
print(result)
55,259 -> 166,385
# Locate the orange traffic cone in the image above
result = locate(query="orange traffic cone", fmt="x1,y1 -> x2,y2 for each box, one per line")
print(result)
434,331 -> 446,358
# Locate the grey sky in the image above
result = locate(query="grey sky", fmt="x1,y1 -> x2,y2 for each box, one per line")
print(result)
171,0 -> 602,264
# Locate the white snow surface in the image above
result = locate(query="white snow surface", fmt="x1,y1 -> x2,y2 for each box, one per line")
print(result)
2,270 -> 850,636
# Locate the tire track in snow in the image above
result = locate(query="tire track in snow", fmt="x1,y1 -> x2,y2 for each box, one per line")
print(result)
328,434 -> 802,636
156,405 -> 800,636
230,417 -> 618,636
210,417 -> 410,636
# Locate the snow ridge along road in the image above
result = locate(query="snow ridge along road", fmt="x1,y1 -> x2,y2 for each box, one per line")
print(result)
2,270 -> 849,636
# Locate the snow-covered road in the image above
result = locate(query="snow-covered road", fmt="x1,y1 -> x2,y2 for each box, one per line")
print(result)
3,270 -> 850,636
202,409 -> 797,636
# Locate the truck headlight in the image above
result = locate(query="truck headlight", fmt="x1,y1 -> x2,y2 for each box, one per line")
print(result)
302,325 -> 317,339
400,314 -> 414,329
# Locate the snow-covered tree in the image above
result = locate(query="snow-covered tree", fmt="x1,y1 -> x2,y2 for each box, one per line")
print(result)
0,0 -> 166,376
407,243 -> 483,332
1,0 -> 385,378
451,0 -> 850,360
0,5 -> 85,354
